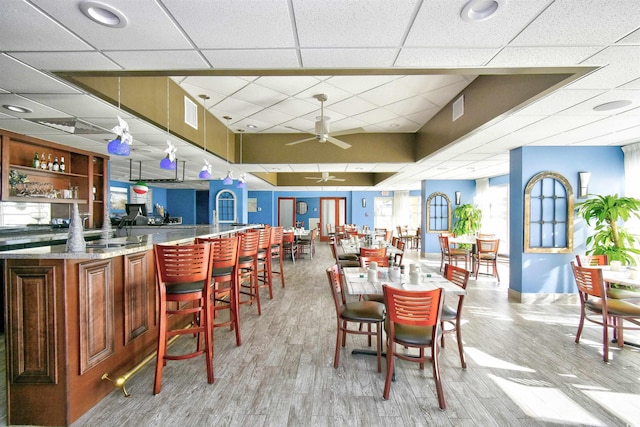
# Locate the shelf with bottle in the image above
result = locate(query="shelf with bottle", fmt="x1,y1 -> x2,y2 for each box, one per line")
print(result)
9,164 -> 88,179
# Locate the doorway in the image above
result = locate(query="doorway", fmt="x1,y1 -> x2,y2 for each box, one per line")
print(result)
320,197 -> 346,241
278,197 -> 295,228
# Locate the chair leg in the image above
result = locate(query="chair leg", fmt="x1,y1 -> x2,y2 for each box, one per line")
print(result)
334,326 -> 342,368
153,297 -> 167,395
602,315 -> 609,362
432,345 -> 446,410
376,322 -> 382,373
456,318 -> 466,369
575,308 -> 585,344
383,340 -> 394,400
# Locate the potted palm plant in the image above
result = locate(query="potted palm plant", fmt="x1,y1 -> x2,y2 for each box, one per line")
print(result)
576,194 -> 640,265
452,203 -> 482,237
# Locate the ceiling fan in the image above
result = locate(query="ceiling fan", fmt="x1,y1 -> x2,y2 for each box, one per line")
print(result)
286,94 -> 358,150
305,172 -> 346,183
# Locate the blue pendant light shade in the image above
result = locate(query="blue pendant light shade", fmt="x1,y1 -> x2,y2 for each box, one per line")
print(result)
160,155 -> 176,170
107,137 -> 131,156
237,173 -> 246,188
108,79 -> 132,156
223,171 -> 233,185
198,94 -> 212,180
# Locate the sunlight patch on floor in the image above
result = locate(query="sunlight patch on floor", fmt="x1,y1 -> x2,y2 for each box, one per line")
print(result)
465,348 -> 534,372
582,391 -> 640,427
490,374 -> 606,426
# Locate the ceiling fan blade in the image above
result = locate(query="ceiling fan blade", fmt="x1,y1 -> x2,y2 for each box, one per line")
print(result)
329,178 -> 346,182
326,135 -> 352,149
286,136 -> 317,146
305,176 -> 320,179
332,127 -> 366,137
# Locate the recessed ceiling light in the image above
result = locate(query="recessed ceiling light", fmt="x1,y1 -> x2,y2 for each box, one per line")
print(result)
593,100 -> 632,112
3,104 -> 32,113
247,124 -> 258,129
460,0 -> 503,23
389,123 -> 400,128
79,1 -> 128,28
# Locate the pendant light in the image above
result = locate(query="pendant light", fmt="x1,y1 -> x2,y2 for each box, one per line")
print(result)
237,129 -> 246,188
198,94 -> 212,179
160,78 -> 177,170
222,115 -> 233,185
108,77 -> 132,156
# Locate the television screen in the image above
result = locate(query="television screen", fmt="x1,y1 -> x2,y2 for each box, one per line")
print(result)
125,203 -> 147,217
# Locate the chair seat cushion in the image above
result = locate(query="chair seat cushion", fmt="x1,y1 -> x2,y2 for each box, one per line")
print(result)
587,298 -> 640,316
449,249 -> 468,256
166,280 -> 205,295
607,288 -> 640,300
384,319 -> 439,346
364,294 -> 384,303
238,255 -> 254,263
339,260 -> 361,268
211,266 -> 234,278
341,301 -> 385,322
338,253 -> 359,261
440,304 -> 457,321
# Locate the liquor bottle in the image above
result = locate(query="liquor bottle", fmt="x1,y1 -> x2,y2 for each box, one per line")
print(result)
52,156 -> 59,171
47,154 -> 53,171
59,156 -> 65,172
40,153 -> 47,170
33,152 -> 40,168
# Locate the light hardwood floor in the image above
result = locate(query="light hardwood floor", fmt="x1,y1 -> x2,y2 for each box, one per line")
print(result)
6,244 -> 640,426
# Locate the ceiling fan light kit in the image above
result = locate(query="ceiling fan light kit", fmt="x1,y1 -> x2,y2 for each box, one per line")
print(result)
286,94 -> 353,150
305,172 -> 346,183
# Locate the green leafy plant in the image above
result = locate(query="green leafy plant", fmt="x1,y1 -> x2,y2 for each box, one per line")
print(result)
576,194 -> 640,265
452,203 -> 482,237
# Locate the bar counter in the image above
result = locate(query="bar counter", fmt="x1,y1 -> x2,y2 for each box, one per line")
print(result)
0,224 -> 258,426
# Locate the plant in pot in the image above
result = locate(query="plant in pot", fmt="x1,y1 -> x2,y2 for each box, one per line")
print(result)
452,204 -> 482,248
576,194 -> 640,266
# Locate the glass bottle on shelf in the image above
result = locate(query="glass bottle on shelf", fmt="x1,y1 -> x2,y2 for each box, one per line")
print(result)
59,156 -> 65,172
53,156 -> 59,171
40,153 -> 47,170
33,152 -> 40,168
47,154 -> 53,171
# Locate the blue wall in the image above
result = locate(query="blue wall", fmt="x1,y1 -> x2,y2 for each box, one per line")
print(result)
421,180 -> 477,253
510,146 -> 625,295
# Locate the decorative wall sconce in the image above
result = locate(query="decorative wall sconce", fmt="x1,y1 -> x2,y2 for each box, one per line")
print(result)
362,198 -> 367,208
455,191 -> 461,205
578,171 -> 591,198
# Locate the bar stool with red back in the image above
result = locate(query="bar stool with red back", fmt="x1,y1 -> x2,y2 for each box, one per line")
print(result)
270,226 -> 285,288
153,242 -> 214,395
237,231 -> 261,315
255,227 -> 274,299
195,235 -> 241,346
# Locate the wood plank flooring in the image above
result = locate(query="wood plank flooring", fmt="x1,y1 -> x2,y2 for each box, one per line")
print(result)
4,244 -> 640,426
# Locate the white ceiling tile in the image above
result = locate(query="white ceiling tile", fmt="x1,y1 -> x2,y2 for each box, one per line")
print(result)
301,48 -> 398,68
202,49 -> 300,69
11,52 -> 120,71
232,84 -> 289,108
352,108 -> 399,125
0,94 -> 74,118
293,0 -> 419,47
421,81 -> 471,107
558,89 -> 640,116
405,0 -> 552,47
359,79 -> 423,106
182,76 -> 251,97
269,98 -> 320,116
104,50 -> 208,70
326,75 -> 400,95
328,117 -> 371,133
0,55 -> 80,94
381,96 -> 438,116
511,0 -> 640,46
399,75 -> 470,94
247,108 -> 295,126
210,97 -> 264,119
32,0 -> 194,50
570,46 -> 640,89
395,48 -> 500,67
294,83 -> 353,105
489,46 -> 602,67
22,94 -> 119,119
164,0 -> 295,49
254,76 -> 323,96
329,97 -> 377,116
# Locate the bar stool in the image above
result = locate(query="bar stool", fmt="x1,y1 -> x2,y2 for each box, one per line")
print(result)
255,227 -> 274,299
237,231 -> 261,315
195,235 -> 241,346
153,243 -> 214,395
270,226 -> 285,288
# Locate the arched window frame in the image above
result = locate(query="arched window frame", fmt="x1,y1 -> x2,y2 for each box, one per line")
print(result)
426,192 -> 452,233
524,171 -> 574,253
215,189 -> 237,224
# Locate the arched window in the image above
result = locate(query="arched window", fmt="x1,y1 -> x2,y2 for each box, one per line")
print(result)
215,189 -> 237,224
426,192 -> 451,233
524,171 -> 574,253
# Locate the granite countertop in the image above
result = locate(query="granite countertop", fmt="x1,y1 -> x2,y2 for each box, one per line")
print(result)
0,224 -> 258,259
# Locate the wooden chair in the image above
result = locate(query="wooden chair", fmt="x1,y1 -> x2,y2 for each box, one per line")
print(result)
330,239 -> 360,268
195,235 -> 241,346
270,226 -> 285,288
153,243 -> 214,394
571,262 -> 640,362
282,231 -> 298,263
335,225 -> 347,241
360,247 -> 387,258
326,265 -> 385,372
383,229 -> 393,243
255,228 -> 274,299
414,227 -> 421,250
359,256 -> 390,268
393,239 -> 405,266
382,284 -> 446,409
438,235 -> 468,272
473,238 -> 499,281
237,231 -> 261,315
575,254 -> 608,267
326,223 -> 335,239
298,228 -> 318,259
441,263 -> 470,369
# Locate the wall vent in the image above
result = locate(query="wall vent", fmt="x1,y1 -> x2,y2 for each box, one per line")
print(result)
184,96 -> 198,129
452,95 -> 464,122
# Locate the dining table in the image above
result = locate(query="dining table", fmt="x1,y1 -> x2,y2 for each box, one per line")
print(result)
449,235 -> 477,272
601,266 -> 640,348
341,265 -> 466,362
339,240 -> 403,257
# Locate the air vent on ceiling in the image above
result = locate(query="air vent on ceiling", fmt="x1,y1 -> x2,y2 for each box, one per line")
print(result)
27,118 -> 110,134
184,96 -> 197,130
452,95 -> 464,122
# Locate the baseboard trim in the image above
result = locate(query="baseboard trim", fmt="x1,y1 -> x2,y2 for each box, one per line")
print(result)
508,288 -> 578,304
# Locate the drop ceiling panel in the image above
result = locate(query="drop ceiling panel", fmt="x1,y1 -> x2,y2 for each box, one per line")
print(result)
0,94 -> 73,118
202,49 -> 300,69
293,0 -> 419,48
570,46 -> 640,90
329,97 -> 377,116
515,89 -> 604,116
488,46 -> 602,67
23,94 -> 120,119
395,47 -> 500,67
300,48 -> 399,68
269,98 -> 322,117
254,76 -> 324,96
104,51 -> 209,70
164,0 -> 296,49
32,0 -> 194,50
326,75 -> 401,95
11,52 -> 120,72
0,55 -> 80,94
